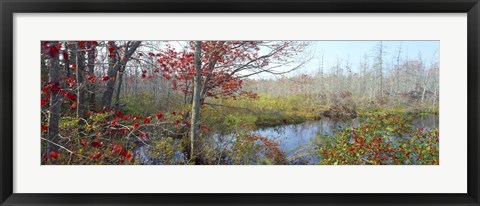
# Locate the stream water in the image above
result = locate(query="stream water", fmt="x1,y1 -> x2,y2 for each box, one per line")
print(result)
134,114 -> 438,165
249,114 -> 438,164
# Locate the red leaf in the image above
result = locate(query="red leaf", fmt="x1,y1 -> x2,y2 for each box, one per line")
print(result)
77,41 -> 86,47
41,124 -> 48,131
49,151 -> 59,159
118,129 -> 126,135
155,113 -> 165,120
60,91 -> 77,102
81,138 -> 87,146
111,118 -> 117,126
101,76 -> 110,81
41,99 -> 49,107
43,82 -> 61,94
62,51 -> 69,61
91,140 -> 103,148
48,46 -> 59,58
120,150 -> 132,161
65,77 -> 76,87
91,153 -> 102,159
144,117 -> 151,124
111,144 -> 123,153
162,73 -> 171,80
87,74 -> 97,83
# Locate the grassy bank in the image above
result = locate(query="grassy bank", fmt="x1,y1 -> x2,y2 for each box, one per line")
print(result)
314,113 -> 439,165
202,94 -> 438,132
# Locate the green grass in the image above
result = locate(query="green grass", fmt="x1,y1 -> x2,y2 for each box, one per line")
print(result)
202,94 -> 325,130
203,93 -> 438,132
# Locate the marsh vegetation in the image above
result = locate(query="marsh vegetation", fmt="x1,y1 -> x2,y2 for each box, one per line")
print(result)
41,40 -> 439,165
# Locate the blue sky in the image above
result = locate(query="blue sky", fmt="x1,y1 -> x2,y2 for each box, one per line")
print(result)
141,40 -> 439,79
282,40 -> 440,78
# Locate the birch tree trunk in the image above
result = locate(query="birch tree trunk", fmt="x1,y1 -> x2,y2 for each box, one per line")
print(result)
190,41 -> 202,161
379,41 -> 384,100
421,69 -> 431,103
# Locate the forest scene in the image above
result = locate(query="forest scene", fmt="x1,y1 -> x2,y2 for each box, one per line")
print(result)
41,40 -> 439,165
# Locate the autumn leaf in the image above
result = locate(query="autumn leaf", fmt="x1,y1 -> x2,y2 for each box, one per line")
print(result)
49,151 -> 59,159
144,117 -> 151,124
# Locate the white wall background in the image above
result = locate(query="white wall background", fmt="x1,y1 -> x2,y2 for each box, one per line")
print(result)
13,13 -> 467,193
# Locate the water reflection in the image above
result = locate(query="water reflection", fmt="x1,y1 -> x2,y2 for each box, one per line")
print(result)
250,114 -> 437,164
254,118 -> 360,153
412,115 -> 438,129
136,114 -> 438,165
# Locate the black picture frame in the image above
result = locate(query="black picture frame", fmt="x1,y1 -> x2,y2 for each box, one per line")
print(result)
1,0 -> 479,205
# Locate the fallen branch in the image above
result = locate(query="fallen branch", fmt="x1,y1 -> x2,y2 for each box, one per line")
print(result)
40,137 -> 89,159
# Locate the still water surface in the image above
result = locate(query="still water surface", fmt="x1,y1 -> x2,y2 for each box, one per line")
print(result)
135,115 -> 438,164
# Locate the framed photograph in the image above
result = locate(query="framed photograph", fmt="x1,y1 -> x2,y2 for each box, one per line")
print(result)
1,0 -> 479,205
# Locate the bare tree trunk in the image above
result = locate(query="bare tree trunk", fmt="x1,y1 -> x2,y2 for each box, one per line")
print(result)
379,41 -> 384,100
421,68 -> 430,103
87,42 -> 96,111
317,53 -> 324,100
47,42 -> 62,153
200,60 -> 216,105
114,65 -> 125,110
432,81 -> 438,109
76,44 -> 87,120
102,41 -> 119,110
361,53 -> 368,95
165,85 -> 170,112
190,41 -> 202,161
64,42 -> 71,78
102,41 -> 141,110
395,42 -> 402,94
